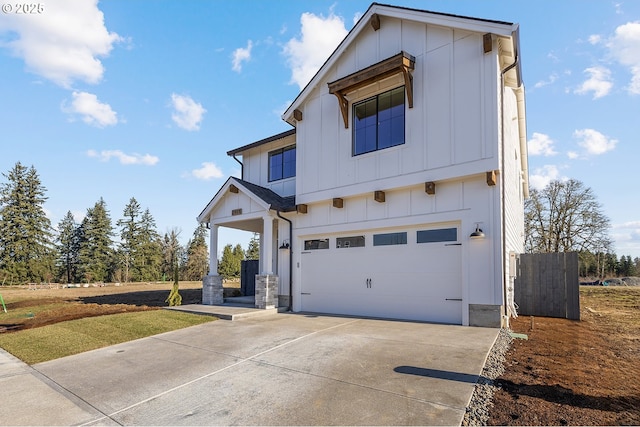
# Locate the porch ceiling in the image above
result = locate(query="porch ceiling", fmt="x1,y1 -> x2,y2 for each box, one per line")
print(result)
213,217 -> 263,233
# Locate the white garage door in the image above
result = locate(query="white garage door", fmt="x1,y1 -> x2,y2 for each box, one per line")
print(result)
299,225 -> 462,324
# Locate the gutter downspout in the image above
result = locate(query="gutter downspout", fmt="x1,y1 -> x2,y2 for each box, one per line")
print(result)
232,154 -> 244,179
500,30 -> 520,326
276,209 -> 293,312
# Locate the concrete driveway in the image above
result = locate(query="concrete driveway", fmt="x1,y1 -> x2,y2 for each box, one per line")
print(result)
3,313 -> 498,426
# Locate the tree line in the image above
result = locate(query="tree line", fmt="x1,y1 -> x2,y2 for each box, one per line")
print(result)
2,162 -> 638,284
0,162 -> 210,285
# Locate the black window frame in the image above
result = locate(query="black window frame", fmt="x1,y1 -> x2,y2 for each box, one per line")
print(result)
352,86 -> 405,156
268,145 -> 296,182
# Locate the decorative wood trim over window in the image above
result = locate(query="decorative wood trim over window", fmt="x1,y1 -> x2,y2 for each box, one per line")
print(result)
328,51 -> 415,128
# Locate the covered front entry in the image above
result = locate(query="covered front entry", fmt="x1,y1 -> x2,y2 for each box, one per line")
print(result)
197,177 -> 296,309
299,224 -> 463,324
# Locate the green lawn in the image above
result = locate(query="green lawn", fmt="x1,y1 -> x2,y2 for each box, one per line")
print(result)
0,310 -> 216,364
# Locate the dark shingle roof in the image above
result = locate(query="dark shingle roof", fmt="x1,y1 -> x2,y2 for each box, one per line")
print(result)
233,178 -> 296,212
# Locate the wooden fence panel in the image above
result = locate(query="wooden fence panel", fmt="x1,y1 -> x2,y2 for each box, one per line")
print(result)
515,252 -> 580,320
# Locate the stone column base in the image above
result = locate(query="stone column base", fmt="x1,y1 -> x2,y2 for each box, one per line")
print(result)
255,274 -> 278,309
202,275 -> 223,305
469,304 -> 503,328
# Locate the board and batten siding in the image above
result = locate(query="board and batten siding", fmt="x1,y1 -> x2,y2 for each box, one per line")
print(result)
295,17 -> 501,205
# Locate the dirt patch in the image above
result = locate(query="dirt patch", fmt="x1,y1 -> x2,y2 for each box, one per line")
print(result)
488,286 -> 640,425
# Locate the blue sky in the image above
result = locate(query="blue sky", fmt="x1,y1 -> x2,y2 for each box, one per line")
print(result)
1,1 -> 639,259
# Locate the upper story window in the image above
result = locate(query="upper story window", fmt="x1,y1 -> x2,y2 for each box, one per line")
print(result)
353,86 -> 405,156
268,145 -> 296,182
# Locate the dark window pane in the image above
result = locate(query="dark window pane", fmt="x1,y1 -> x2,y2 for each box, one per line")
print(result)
336,236 -> 365,248
417,228 -> 458,244
373,232 -> 407,246
378,118 -> 392,149
304,239 -> 329,250
269,152 -> 282,181
352,87 -> 405,156
282,147 -> 296,178
269,146 -> 296,181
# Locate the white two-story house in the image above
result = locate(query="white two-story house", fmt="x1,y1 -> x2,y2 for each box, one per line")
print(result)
197,3 -> 528,327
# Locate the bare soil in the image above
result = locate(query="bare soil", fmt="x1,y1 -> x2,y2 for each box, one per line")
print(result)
1,283 -> 638,426
488,286 -> 640,426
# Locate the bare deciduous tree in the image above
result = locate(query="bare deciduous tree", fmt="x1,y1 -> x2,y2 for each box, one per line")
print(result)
525,179 -> 611,254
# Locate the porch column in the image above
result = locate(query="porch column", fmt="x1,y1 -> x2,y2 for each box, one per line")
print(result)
261,215 -> 274,274
203,223 -> 223,305
209,224 -> 219,275
256,214 -> 278,309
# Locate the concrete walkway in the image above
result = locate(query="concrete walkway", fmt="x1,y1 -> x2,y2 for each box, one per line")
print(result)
1,313 -> 499,426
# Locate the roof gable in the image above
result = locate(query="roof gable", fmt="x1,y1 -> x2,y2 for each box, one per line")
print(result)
197,177 -> 296,223
283,2 -> 520,125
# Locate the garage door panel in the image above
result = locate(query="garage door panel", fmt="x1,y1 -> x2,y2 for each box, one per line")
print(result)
300,226 -> 462,324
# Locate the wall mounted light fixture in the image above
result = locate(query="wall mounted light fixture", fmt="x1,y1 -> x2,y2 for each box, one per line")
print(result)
279,239 -> 290,250
470,224 -> 485,239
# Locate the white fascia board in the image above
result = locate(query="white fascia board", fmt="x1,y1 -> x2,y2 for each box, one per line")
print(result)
196,177 -> 271,223
283,5 -> 517,125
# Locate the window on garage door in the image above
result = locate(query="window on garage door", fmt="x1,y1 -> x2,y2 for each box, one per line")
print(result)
304,239 -> 329,250
336,236 -> 365,248
373,232 -> 407,246
416,228 -> 457,243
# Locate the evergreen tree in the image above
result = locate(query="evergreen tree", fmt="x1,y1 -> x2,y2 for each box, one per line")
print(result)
137,208 -> 162,281
56,211 -> 79,283
116,197 -> 142,282
246,233 -> 260,260
217,244 -> 236,280
161,228 -> 183,281
183,224 -> 209,280
77,198 -> 114,283
232,243 -> 245,269
0,162 -> 54,284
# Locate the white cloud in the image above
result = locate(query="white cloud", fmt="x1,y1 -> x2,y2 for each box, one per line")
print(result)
62,91 -> 118,127
567,151 -> 579,159
534,73 -> 559,89
87,149 -> 159,166
573,128 -> 617,156
529,165 -> 566,190
283,11 -> 349,90
231,40 -> 253,72
190,162 -> 223,180
575,66 -> 613,99
606,21 -> 640,95
170,93 -> 206,131
528,132 -> 557,156
0,0 -> 121,87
